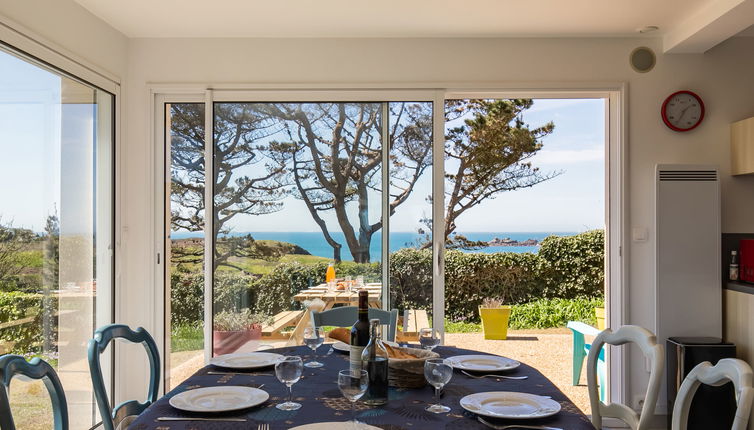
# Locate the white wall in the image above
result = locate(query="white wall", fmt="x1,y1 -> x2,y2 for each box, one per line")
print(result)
0,0 -> 127,78
124,35 -> 754,412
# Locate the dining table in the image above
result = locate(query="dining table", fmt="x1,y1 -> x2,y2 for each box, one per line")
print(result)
129,345 -> 596,430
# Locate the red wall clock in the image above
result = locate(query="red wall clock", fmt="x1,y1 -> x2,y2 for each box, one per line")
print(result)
661,90 -> 705,132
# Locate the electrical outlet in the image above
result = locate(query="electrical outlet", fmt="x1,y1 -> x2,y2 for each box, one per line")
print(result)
632,394 -> 645,411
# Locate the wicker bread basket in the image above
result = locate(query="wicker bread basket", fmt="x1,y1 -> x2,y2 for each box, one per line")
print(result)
387,346 -> 440,388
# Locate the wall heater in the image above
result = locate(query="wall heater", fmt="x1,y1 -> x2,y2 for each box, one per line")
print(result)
655,164 -> 721,345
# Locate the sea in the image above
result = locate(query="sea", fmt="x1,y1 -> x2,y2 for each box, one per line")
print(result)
171,231 -> 577,261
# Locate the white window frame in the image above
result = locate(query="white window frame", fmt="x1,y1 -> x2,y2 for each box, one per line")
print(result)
0,11 -> 122,415
151,83 -> 627,406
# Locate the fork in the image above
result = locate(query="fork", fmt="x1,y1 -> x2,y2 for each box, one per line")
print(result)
477,416 -> 561,430
257,423 -> 270,430
461,370 -> 528,380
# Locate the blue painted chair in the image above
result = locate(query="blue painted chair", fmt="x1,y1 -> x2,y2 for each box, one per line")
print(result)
0,354 -> 68,430
567,321 -> 607,402
311,307 -> 399,342
88,324 -> 160,430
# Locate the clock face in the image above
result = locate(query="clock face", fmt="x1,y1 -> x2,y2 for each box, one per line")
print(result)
662,91 -> 705,132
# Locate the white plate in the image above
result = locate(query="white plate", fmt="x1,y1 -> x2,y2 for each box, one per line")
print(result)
460,391 -> 561,419
332,340 -> 398,353
290,423 -> 381,430
209,352 -> 283,369
446,354 -> 520,372
169,386 -> 269,413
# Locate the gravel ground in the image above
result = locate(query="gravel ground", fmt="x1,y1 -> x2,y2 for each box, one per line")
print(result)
446,329 -> 591,415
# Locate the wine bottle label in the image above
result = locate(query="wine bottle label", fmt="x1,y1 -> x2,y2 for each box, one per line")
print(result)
349,346 -> 365,372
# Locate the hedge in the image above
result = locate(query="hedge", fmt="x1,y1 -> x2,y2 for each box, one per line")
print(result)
0,291 -> 57,353
168,230 -> 604,325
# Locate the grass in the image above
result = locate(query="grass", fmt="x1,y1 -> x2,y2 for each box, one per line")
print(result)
171,323 -> 204,352
445,320 -> 482,333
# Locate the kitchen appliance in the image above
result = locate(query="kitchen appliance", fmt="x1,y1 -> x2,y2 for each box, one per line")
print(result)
666,337 -> 736,430
739,239 -> 754,282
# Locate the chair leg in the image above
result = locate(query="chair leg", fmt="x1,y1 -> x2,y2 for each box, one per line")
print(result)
570,330 -> 586,386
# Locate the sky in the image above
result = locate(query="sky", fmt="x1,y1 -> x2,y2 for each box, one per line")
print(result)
212,98 -> 606,234
0,45 -> 604,235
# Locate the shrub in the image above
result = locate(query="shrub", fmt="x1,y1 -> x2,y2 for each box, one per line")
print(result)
537,230 -> 605,298
0,291 -> 57,353
254,261 -> 328,316
508,296 -> 604,329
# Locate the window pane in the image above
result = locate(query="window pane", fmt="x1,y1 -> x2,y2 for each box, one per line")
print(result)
210,102 -> 386,354
0,46 -> 113,429
166,103 -> 206,390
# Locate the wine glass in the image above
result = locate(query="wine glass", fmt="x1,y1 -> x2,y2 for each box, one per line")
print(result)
338,369 -> 369,427
274,356 -> 304,410
419,328 -> 441,350
424,358 -> 453,413
303,326 -> 324,368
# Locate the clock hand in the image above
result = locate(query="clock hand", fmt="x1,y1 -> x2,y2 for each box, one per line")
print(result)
676,105 -> 692,123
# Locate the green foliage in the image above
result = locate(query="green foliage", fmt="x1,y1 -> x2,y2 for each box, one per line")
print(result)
0,291 -> 57,353
168,231 -> 605,326
445,320 -> 482,333
171,322 -> 203,352
213,309 -> 271,331
508,296 -> 604,329
254,261 -> 327,316
537,230 -> 605,298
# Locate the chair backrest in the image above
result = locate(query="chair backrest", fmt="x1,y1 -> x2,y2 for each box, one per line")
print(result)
0,354 -> 68,430
671,358 -> 754,430
88,324 -> 160,430
310,306 -> 399,342
587,325 -> 664,430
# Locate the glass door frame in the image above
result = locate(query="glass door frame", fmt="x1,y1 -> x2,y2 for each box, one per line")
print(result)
155,85 -> 626,406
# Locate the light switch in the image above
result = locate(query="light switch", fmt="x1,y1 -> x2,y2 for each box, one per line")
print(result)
632,227 -> 648,242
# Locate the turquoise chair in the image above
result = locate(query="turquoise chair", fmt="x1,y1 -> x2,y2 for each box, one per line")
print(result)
0,354 -> 68,430
88,324 -> 160,430
567,321 -> 607,401
311,307 -> 399,342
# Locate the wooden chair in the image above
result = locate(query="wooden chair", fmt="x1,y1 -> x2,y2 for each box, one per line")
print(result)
311,307 -> 399,342
671,358 -> 754,430
587,325 -> 664,430
567,321 -> 607,401
88,324 -> 160,430
0,355 -> 68,430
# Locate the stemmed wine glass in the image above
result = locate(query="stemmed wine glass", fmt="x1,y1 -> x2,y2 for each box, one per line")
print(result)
275,356 -> 304,410
338,369 -> 369,427
419,328 -> 441,350
303,326 -> 325,368
424,358 -> 453,413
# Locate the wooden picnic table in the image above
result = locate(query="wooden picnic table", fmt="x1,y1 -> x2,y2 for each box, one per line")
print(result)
292,283 -> 382,310
262,284 -> 383,339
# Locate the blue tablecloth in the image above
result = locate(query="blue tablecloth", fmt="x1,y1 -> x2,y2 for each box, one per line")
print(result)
130,345 -> 595,429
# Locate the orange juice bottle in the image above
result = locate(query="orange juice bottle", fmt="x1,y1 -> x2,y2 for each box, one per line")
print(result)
325,262 -> 336,283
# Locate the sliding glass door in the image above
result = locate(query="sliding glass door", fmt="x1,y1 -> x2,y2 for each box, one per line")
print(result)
0,45 -> 114,429
163,94 -> 437,377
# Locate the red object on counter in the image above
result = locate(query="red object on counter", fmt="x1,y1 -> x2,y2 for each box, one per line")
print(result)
741,239 -> 754,283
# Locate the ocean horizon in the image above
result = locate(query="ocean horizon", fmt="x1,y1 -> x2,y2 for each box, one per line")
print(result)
171,231 -> 578,261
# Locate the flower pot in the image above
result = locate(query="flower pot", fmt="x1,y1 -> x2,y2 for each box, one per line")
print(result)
478,305 -> 512,340
213,327 -> 261,356
595,307 -> 606,331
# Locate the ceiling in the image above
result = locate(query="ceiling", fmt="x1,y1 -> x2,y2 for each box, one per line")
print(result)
74,0 -> 754,52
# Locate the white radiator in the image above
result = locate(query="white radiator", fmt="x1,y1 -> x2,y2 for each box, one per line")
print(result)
655,164 -> 721,344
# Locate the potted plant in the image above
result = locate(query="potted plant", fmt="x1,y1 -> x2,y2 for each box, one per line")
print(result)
595,306 -> 606,330
213,310 -> 271,355
478,297 -> 512,340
